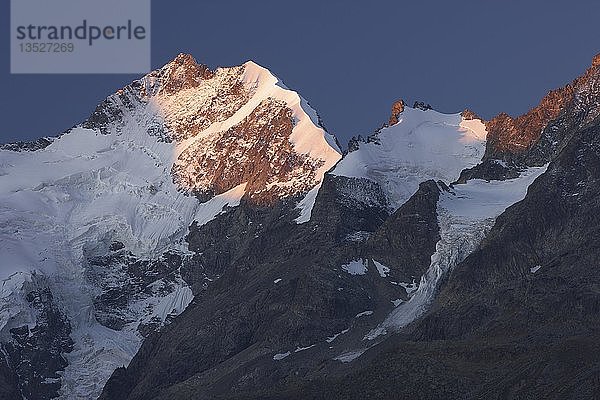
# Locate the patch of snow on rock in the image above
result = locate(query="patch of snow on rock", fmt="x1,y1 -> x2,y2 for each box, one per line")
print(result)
373,260 -> 390,277
273,351 -> 291,361
334,349 -> 367,363
355,311 -> 374,318
326,328 -> 350,343
341,259 -> 367,276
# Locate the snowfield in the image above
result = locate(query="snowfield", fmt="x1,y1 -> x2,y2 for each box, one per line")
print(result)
332,107 -> 487,209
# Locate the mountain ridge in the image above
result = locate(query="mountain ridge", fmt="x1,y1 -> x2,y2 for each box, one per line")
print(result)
1,52 -> 600,400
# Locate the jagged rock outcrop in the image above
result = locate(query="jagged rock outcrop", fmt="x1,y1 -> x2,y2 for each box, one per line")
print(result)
388,99 -> 405,125
0,137 -> 57,152
151,53 -> 215,95
459,54 -> 600,183
413,101 -> 432,111
461,109 -> 480,120
484,54 -> 600,163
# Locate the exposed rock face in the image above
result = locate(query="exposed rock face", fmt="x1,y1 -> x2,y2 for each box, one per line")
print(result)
388,99 -> 405,125
455,160 -> 518,183
0,137 -> 57,152
460,109 -> 480,120
2,277 -> 74,400
459,54 -> 600,184
151,53 -> 215,95
83,54 -> 249,141
309,174 -> 390,240
346,131 -> 382,153
485,54 -> 600,162
85,245 -> 192,335
365,180 -> 440,281
147,62 -> 251,142
0,355 -> 20,400
173,97 -> 325,205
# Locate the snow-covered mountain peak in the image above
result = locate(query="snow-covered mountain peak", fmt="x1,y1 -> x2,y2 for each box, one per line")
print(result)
0,54 -> 342,398
82,54 -> 341,205
333,106 -> 487,209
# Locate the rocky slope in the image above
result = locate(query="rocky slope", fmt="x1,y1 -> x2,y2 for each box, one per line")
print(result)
487,54 -> 600,157
279,76 -> 600,399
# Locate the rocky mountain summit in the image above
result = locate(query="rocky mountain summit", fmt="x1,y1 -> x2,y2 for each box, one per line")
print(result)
2,54 -> 600,400
84,53 -> 341,204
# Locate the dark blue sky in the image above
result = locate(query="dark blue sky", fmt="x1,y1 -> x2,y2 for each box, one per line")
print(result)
2,0 -> 600,147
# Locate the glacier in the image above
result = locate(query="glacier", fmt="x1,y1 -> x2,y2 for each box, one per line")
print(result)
0,125 -> 204,399
365,165 -> 549,340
